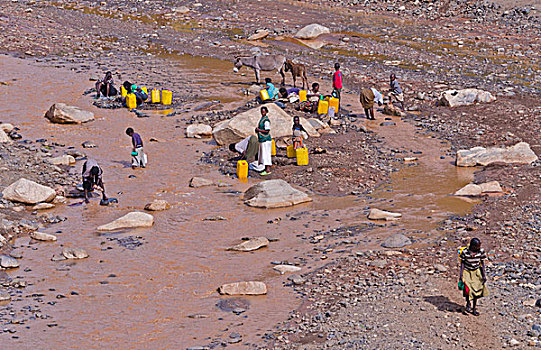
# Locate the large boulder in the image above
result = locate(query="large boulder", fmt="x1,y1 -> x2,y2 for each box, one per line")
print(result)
439,89 -> 495,107
212,103 -> 319,145
228,237 -> 269,252
45,103 -> 95,124
0,129 -> 11,143
294,24 -> 330,39
244,179 -> 312,208
97,211 -> 154,231
381,234 -> 412,248
2,178 -> 56,204
0,255 -> 20,268
186,124 -> 212,138
454,181 -> 503,196
456,142 -> 538,167
0,123 -> 14,133
368,208 -> 402,221
218,281 -> 267,295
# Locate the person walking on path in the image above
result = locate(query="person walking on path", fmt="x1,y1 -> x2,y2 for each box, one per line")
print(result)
389,73 -> 405,110
255,106 -> 272,175
332,63 -> 343,110
82,158 -> 107,203
126,127 -> 146,169
459,238 -> 489,316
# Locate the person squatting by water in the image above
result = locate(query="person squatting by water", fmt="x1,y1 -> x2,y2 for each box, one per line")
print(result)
459,238 -> 489,316
122,81 -> 148,106
255,106 -> 272,176
82,158 -> 107,203
126,127 -> 146,169
389,73 -> 405,110
228,135 -> 264,172
95,71 -> 117,98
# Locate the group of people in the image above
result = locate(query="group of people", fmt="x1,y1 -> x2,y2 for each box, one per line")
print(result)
94,71 -> 148,107
81,127 -> 146,203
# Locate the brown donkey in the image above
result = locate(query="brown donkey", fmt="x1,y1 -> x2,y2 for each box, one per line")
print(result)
284,59 -> 308,89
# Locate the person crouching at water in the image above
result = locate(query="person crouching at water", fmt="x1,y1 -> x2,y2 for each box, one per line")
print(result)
95,71 -> 117,98
255,106 -> 272,176
228,135 -> 265,172
459,238 -> 489,316
123,81 -> 148,106
126,127 -> 146,169
82,158 -> 107,203
360,87 -> 383,120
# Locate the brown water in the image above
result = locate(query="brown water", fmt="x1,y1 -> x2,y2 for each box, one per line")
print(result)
0,54 -> 476,348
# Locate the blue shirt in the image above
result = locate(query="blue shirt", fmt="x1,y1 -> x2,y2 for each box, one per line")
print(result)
132,133 -> 143,148
266,83 -> 278,99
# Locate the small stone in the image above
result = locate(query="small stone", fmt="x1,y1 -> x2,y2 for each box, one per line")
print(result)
273,265 -> 302,274
144,199 -> 169,211
228,237 -> 269,252
287,274 -> 305,285
0,290 -> 11,301
368,208 -> 402,221
62,248 -> 88,259
30,232 -> 57,242
218,281 -> 267,295
189,177 -> 214,188
381,234 -> 412,248
0,255 -> 20,268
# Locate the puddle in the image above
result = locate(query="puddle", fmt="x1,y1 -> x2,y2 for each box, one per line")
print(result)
0,54 -> 477,348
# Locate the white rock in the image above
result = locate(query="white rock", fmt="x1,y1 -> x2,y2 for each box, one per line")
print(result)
368,208 -> 402,221
186,124 -> 212,138
144,199 -> 170,211
189,177 -> 214,188
32,203 -> 55,210
0,290 -> 11,302
2,178 -> 56,204
244,179 -> 312,208
0,123 -> 14,133
0,255 -> 20,268
228,237 -> 269,252
175,5 -> 190,13
454,181 -> 503,196
439,88 -> 495,107
294,23 -> 330,39
30,231 -> 57,241
248,29 -> 269,41
0,129 -> 10,143
97,212 -> 154,231
49,155 -> 76,166
381,234 -> 412,248
62,247 -> 88,259
218,281 -> 267,295
44,103 -> 95,124
212,103 -> 319,145
456,142 -> 538,167
274,265 -> 302,274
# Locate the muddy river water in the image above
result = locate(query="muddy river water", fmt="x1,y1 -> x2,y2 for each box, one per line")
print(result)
0,54 -> 477,348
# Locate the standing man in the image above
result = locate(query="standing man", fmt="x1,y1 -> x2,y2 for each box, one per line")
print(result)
126,127 -> 146,169
332,63 -> 343,110
255,106 -> 272,176
389,73 -> 405,110
82,158 -> 107,203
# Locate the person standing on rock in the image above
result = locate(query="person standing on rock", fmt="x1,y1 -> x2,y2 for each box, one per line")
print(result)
82,158 -> 108,204
389,73 -> 405,110
332,63 -> 343,110
255,106 -> 272,176
459,238 -> 489,316
126,128 -> 146,169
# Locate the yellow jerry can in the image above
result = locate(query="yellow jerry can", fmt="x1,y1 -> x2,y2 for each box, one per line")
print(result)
286,144 -> 296,158
141,86 -> 150,102
271,139 -> 276,156
296,147 -> 309,166
151,89 -> 161,103
317,100 -> 329,115
327,97 -> 339,111
260,89 -> 270,101
236,160 -> 248,180
299,90 -> 307,102
126,93 -> 137,109
120,85 -> 127,98
161,90 -> 172,105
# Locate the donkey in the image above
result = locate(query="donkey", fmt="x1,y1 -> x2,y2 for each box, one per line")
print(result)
233,54 -> 286,85
284,59 -> 308,89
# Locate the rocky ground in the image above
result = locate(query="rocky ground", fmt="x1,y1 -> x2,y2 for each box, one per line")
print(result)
0,0 -> 540,348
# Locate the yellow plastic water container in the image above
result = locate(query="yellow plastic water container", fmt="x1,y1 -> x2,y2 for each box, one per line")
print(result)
287,144 -> 296,158
151,89 -> 161,103
296,147 -> 309,166
317,100 -> 329,115
141,86 -> 149,102
271,139 -> 276,156
260,89 -> 270,101
237,160 -> 248,180
299,90 -> 307,102
327,97 -> 339,111
120,85 -> 127,98
162,90 -> 172,105
126,93 -> 137,109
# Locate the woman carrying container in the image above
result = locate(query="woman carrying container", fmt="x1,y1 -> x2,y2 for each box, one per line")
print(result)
459,238 -> 489,316
255,106 -> 272,176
